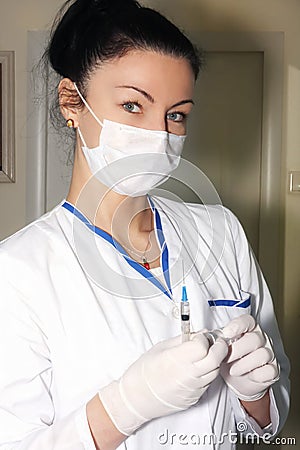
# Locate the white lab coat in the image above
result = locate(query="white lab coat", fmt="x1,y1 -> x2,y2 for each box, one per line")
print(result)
0,195 -> 290,450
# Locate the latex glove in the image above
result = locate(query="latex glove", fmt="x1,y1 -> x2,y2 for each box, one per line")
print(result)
220,314 -> 280,401
99,333 -> 228,435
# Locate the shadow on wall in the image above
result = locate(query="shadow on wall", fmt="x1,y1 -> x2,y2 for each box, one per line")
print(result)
143,0 -> 253,34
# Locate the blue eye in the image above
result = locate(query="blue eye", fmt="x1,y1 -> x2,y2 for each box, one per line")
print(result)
167,112 -> 186,122
122,102 -> 142,113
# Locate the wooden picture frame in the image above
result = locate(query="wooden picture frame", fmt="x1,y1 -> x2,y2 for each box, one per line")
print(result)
0,51 -> 15,182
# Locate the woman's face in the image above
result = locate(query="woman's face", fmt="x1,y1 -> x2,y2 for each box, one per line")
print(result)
73,50 -> 196,148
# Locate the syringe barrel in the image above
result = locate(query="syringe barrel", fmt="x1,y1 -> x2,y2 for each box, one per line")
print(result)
181,301 -> 190,343
181,301 -> 190,317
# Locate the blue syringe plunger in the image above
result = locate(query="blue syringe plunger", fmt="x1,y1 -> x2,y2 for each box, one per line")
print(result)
182,286 -> 188,302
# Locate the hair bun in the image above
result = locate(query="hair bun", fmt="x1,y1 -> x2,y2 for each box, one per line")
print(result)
47,0 -> 201,84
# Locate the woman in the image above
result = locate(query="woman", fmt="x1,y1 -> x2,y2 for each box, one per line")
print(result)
0,0 -> 290,449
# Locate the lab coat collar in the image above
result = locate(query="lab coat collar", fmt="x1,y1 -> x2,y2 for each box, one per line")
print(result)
61,198 -> 173,299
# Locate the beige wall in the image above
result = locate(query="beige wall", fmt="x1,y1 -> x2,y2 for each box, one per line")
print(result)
0,0 -> 63,238
0,0 -> 299,442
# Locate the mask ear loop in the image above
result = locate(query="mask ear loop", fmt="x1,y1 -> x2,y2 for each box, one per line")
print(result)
73,82 -> 104,148
73,82 -> 104,128
77,127 -> 88,148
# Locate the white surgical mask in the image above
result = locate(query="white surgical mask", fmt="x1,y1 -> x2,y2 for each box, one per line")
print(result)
74,83 -> 186,197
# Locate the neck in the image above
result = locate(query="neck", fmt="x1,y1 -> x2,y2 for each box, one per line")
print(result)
66,146 -> 153,240
96,193 -> 153,239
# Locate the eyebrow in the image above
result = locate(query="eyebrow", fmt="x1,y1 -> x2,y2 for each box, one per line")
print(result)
172,99 -> 195,108
115,85 -> 194,108
116,85 -> 155,103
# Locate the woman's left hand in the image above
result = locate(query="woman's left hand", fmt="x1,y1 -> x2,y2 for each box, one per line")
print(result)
220,314 -> 280,401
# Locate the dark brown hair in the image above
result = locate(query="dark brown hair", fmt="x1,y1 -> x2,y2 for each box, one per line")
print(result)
47,0 -> 202,96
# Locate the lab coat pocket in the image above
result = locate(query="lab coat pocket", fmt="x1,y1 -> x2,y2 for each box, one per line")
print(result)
207,290 -> 252,330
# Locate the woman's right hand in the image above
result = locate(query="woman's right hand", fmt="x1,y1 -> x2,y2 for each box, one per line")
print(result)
98,333 -> 228,436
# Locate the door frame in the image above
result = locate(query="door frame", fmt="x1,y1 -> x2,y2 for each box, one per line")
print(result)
192,32 -> 284,312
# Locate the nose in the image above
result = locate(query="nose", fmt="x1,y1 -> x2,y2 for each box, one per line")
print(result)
147,115 -> 168,132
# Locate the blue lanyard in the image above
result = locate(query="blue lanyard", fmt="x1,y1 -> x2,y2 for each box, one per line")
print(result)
62,199 -> 172,299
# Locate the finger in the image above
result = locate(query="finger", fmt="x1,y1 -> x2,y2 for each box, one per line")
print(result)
190,331 -> 209,343
249,363 -> 279,383
195,367 -> 220,388
155,334 -> 183,350
222,314 -> 256,339
193,330 -> 230,347
177,366 -> 219,390
193,339 -> 228,376
229,347 -> 274,377
226,328 -> 266,363
168,334 -> 209,363
190,328 -> 209,338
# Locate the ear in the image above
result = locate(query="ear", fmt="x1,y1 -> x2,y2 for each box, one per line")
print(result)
58,78 -> 81,128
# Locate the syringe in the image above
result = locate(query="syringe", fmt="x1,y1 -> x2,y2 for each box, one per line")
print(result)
181,261 -> 190,343
179,263 -> 239,345
181,285 -> 190,343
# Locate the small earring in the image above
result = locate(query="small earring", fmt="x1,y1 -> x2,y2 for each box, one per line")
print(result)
66,119 -> 74,128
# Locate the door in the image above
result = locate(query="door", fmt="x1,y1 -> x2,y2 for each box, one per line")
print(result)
165,51 -> 263,257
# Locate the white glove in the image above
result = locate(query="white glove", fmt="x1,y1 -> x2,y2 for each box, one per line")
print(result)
220,314 -> 280,401
99,333 -> 228,435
